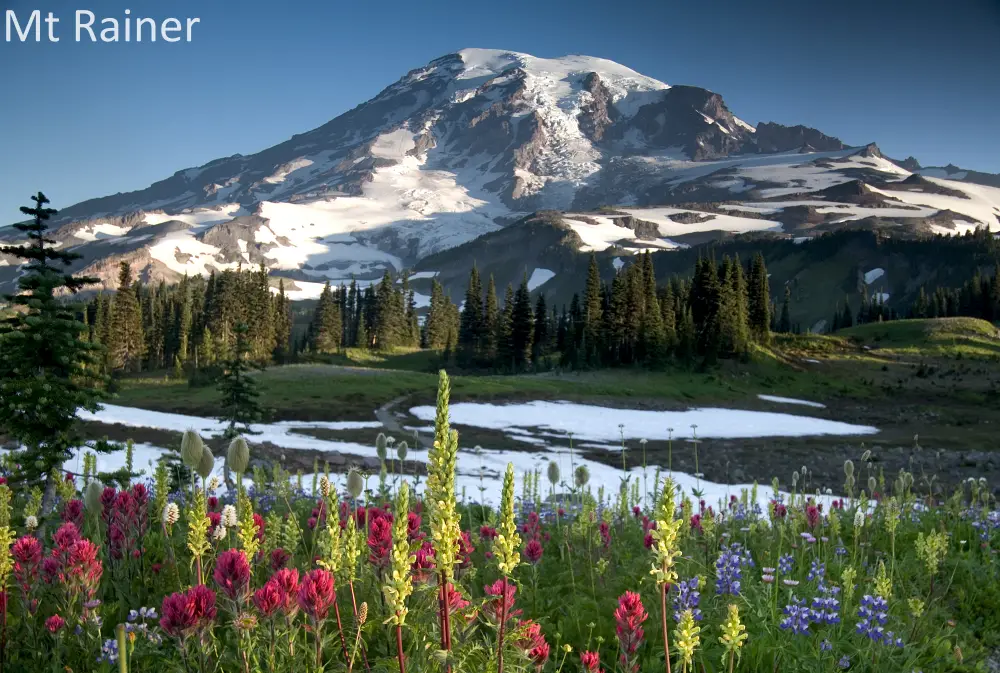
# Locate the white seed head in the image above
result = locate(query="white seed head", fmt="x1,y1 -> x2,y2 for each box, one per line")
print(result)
221,504 -> 238,528
213,524 -> 228,541
162,503 -> 180,526
854,509 -> 865,529
207,476 -> 221,493
319,475 -> 331,498
24,515 -> 38,531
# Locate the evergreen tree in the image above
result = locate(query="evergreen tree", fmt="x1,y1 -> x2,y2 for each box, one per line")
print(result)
778,285 -> 792,333
424,279 -> 450,349
510,275 -> 535,369
690,255 -> 722,360
176,275 -> 193,364
719,255 -> 750,356
482,274 -> 499,360
309,281 -> 343,354
747,252 -> 771,341
0,192 -> 107,496
840,295 -> 854,328
532,293 -> 548,363
497,283 -> 515,369
198,326 -> 216,367
459,264 -> 484,360
273,279 -> 292,362
583,254 -> 603,365
217,323 -> 263,440
373,271 -> 403,350
108,261 -> 146,372
639,253 -> 665,366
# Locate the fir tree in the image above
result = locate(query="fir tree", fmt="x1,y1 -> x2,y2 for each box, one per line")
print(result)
273,279 -> 292,362
747,252 -> 771,341
217,323 -> 263,440
511,274 -> 535,369
0,192 -> 108,496
424,279 -> 451,349
459,264 -> 484,359
482,274 -> 499,360
532,292 -> 548,363
583,254 -> 603,365
309,281 -> 343,354
497,283 -> 515,369
108,261 -> 146,372
778,285 -> 792,333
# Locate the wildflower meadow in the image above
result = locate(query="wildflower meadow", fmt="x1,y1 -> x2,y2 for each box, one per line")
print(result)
0,369 -> 998,672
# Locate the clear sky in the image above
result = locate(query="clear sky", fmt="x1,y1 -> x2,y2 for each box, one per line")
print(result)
1,0 -> 998,218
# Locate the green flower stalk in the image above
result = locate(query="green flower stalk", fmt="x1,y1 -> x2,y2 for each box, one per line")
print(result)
718,604 -> 747,673
426,370 -> 462,667
318,495 -> 345,578
384,482 -> 415,673
186,488 -> 211,585
675,608 -> 701,673
494,462 -> 521,673
650,477 -> 684,673
236,490 -> 260,562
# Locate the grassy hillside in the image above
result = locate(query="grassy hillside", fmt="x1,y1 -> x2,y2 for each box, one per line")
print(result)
836,317 -> 1000,356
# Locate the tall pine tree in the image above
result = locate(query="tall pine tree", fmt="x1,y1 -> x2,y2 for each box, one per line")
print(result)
108,261 -> 146,372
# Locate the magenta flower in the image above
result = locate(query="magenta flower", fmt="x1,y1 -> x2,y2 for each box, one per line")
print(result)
580,650 -> 603,673
213,549 -> 251,602
160,585 -> 217,638
253,580 -> 284,618
524,539 -> 544,565
45,614 -> 66,633
270,568 -> 300,616
614,591 -> 648,670
297,569 -> 336,621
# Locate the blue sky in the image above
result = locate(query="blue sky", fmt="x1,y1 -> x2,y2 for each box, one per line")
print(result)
1,0 -> 998,218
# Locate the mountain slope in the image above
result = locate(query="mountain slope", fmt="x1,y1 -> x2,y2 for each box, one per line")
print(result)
2,48 -> 998,297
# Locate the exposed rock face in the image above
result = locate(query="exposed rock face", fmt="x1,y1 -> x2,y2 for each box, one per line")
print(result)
577,72 -> 617,142
752,123 -> 846,154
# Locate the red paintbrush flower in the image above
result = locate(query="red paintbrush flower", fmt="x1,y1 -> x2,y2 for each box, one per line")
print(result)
270,568 -> 300,616
412,540 -> 436,582
160,585 -> 217,638
580,650 -> 603,673
599,521 -> 611,549
297,568 -> 336,621
61,499 -> 84,528
524,539 -> 543,565
213,549 -> 251,602
53,523 -> 80,552
407,511 -> 422,540
253,580 -> 284,618
269,548 -> 290,571
367,515 -> 393,567
458,530 -> 475,569
482,579 -> 520,624
614,591 -> 648,667
45,614 -> 66,633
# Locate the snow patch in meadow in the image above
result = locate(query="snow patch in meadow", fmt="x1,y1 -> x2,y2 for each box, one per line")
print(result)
527,268 -> 555,291
757,394 -> 826,409
863,268 -> 884,284
72,402 -> 861,511
410,400 -> 873,442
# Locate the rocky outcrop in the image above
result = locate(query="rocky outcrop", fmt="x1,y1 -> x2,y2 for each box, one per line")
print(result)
751,122 -> 846,154
578,72 -> 617,142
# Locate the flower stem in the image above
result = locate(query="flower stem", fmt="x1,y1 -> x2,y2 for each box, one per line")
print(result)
395,623 -> 406,673
497,575 -> 509,673
661,583 -> 672,673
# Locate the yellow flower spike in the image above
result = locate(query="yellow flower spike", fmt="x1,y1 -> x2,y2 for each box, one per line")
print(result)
383,482 -> 415,627
874,560 -> 892,599
344,514 -> 361,583
650,477 -> 684,587
426,372 -> 462,587
719,604 -> 748,667
915,530 -> 948,577
186,488 -> 211,564
236,490 -> 261,562
841,565 -> 857,600
675,608 -> 701,672
908,597 -> 925,619
495,463 -> 521,576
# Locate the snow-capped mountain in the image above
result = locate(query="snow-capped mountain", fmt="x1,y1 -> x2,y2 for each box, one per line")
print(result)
2,48 -> 999,298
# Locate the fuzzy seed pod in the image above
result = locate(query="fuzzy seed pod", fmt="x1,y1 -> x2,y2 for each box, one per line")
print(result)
25,515 -> 38,531
198,446 -> 215,480
868,476 -> 877,493
376,433 -> 388,461
396,441 -> 408,462
792,471 -> 799,486
319,475 -> 331,498
84,480 -> 103,511
547,461 -> 560,486
358,602 -> 368,625
228,437 -> 250,475
574,465 -> 590,488
181,430 -> 205,469
346,468 -> 364,499
844,460 -> 855,477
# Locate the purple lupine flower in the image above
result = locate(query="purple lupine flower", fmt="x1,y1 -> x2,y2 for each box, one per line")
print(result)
715,545 -> 743,596
838,655 -> 851,669
778,553 -> 794,575
671,577 -> 702,622
835,545 -> 848,557
780,597 -> 812,635
856,594 -> 889,642
820,639 -> 832,651
810,582 -> 841,625
807,560 -> 826,582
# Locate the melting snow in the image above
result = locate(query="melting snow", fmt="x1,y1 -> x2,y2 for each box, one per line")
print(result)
409,401 -> 873,442
864,268 -> 885,284
757,394 -> 826,409
527,268 -> 555,291
70,401 -> 860,510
